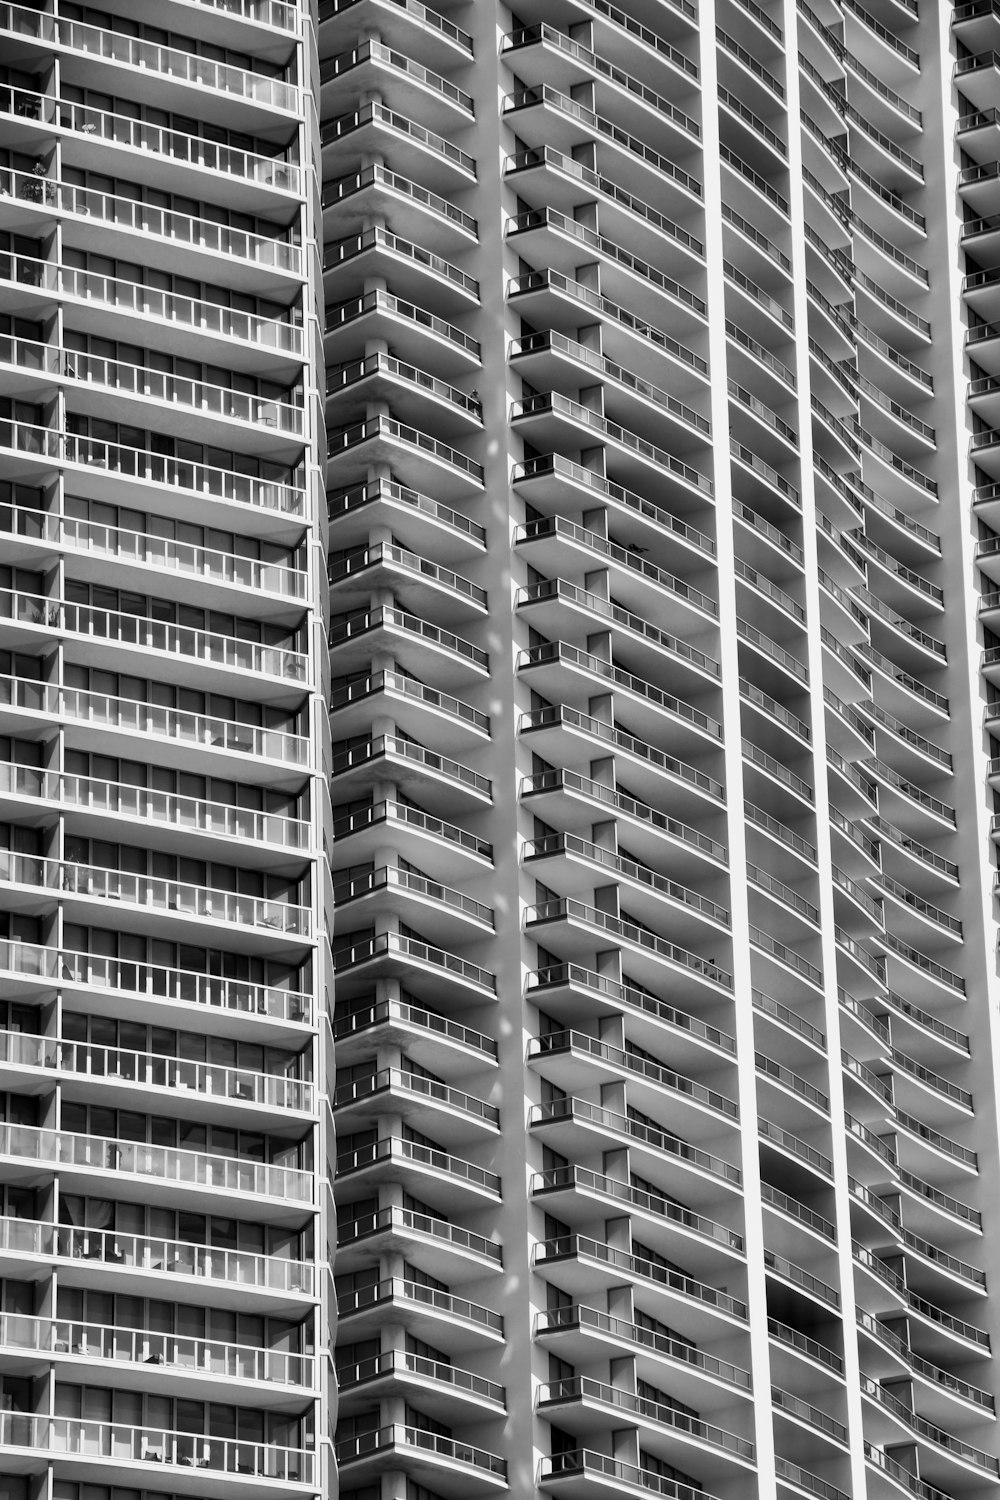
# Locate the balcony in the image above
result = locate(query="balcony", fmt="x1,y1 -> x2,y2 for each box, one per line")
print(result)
0,1412 -> 312,1487
0,851 -> 310,948
333,996 -> 497,1074
0,254 -> 304,367
539,1449 -> 722,1500
533,1233 -> 747,1327
327,415 -> 483,500
318,0 -> 474,66
0,1124 -> 312,1219
0,589 -> 306,701
535,1304 -> 752,1408
321,100 -> 475,191
338,1348 -> 505,1419
336,1423 -> 506,1495
4,1032 -> 313,1121
54,949 -> 312,1035
527,964 -> 732,1061
0,1310 -> 313,1392
336,1135 -> 499,1211
525,898 -> 731,996
329,733 -> 490,812
327,477 -> 485,559
331,930 -> 496,1007
0,421 -> 304,523
0,169 -> 301,289
320,38 -> 474,131
530,1165 -> 743,1270
338,1275 -> 503,1348
538,1376 -> 754,1476
332,1063 -> 498,1141
329,799 -> 492,877
333,866 -> 492,947
334,1202 -> 501,1281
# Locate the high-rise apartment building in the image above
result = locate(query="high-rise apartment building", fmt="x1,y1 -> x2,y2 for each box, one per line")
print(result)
0,0 -> 998,1498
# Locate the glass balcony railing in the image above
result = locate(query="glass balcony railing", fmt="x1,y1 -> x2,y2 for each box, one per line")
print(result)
0,1311 -> 313,1385
0,851 -> 310,938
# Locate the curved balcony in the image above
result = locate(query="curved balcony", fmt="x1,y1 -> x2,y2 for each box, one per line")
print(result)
327,477 -> 485,559
333,1062 -> 498,1138
517,643 -> 722,754
334,1201 -> 501,1281
321,99 -> 475,192
326,351 -> 482,435
327,414 -> 483,501
329,799 -> 492,877
509,269 -> 707,391
529,1097 -> 738,1208
523,834 -> 728,935
335,1423 -> 506,1494
535,1304 -> 753,1407
337,1274 -> 503,1347
336,1135 -> 499,1210
538,1376 -> 754,1476
318,0 -> 474,65
338,1348 -> 505,1419
331,930 -> 496,1007
320,38 -> 475,132
324,224 -> 480,314
326,289 -> 481,376
322,162 -> 477,255
533,1235 -> 746,1338
531,1165 -> 743,1270
329,732 -> 490,812
519,705 -> 723,817
328,605 -> 486,688
525,897 -> 731,997
333,996 -> 497,1074
508,206 -> 704,333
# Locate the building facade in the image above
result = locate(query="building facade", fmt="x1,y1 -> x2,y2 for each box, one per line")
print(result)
0,1 -> 999,1499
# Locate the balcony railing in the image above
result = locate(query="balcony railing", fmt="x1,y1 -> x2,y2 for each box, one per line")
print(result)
535,1233 -> 747,1317
532,1165 -> 743,1251
1,851 -> 310,938
0,588 -> 307,684
539,1376 -> 753,1459
0,1412 -> 312,1477
0,1124 -> 312,1202
29,770 -> 308,850
536,1304 -> 752,1389
0,671 -> 308,766
0,254 -> 303,355
0,1214 -> 313,1294
41,1036 -> 314,1113
0,169 -> 301,273
3,8 -> 300,112
0,421 -> 304,514
0,1311 -> 312,1385
526,897 -> 732,989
